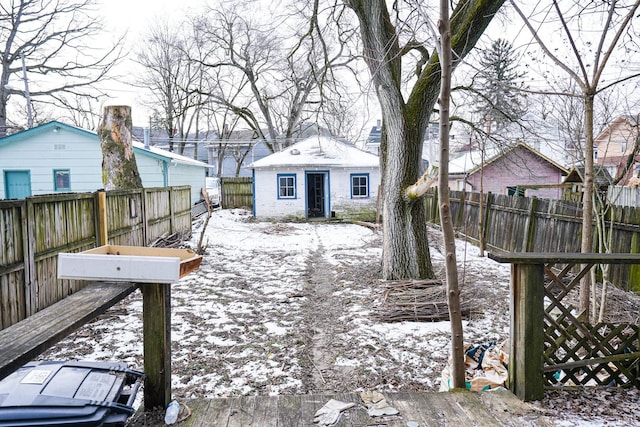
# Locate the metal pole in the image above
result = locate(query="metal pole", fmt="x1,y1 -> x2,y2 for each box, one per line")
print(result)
20,53 -> 33,128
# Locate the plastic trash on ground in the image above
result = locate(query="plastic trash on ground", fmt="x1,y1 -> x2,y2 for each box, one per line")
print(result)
439,340 -> 509,391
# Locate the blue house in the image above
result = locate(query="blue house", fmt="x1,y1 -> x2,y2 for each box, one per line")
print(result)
0,121 -> 209,203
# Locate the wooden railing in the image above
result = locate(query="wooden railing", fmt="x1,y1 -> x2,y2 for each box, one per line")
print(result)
488,252 -> 640,401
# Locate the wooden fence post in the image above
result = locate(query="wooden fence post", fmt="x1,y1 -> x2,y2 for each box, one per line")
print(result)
524,197 -> 538,252
482,192 -> 492,248
456,189 -> 466,229
25,198 -> 37,316
432,187 -> 439,223
510,262 -> 545,401
169,187 -> 175,234
97,191 -> 108,246
142,283 -> 172,410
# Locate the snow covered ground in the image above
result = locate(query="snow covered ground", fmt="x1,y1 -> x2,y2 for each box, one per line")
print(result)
40,209 -> 640,425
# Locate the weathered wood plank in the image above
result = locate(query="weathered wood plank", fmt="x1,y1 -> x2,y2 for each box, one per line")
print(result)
299,394 -> 326,426
0,281 -> 137,381
384,392 -> 430,426
478,390 -> 553,426
332,392 -> 376,426
142,283 -> 172,411
449,391 -> 503,426
412,391 -> 470,425
510,263 -> 545,401
250,395 -> 279,426
181,397 -> 232,427
134,391 -> 549,427
276,394 -> 303,426
489,252 -> 640,264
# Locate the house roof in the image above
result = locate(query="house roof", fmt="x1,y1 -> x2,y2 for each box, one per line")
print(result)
448,143 -> 569,175
594,115 -> 640,146
0,120 -> 95,146
249,136 -> 379,169
0,121 -> 209,168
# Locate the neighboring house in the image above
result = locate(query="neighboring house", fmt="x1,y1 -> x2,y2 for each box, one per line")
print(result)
206,132 -> 272,178
594,115 -> 640,186
448,143 -> 569,199
0,121 -> 209,203
249,136 -> 381,220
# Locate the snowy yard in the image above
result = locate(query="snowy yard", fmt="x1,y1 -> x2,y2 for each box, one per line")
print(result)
40,209 -> 640,426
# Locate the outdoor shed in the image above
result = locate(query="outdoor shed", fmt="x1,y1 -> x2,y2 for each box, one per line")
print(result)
0,121 -> 209,203
250,136 -> 380,220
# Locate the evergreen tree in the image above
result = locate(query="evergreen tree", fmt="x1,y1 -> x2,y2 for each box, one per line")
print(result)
473,39 -> 527,133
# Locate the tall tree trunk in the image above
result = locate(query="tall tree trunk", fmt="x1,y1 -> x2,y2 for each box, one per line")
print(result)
99,105 -> 143,190
346,0 -> 504,280
438,0 -> 465,389
381,121 -> 434,279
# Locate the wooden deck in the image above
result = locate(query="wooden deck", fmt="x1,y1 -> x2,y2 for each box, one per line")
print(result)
128,390 -> 551,426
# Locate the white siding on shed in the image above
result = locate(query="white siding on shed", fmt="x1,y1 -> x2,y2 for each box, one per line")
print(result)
250,136 -> 381,219
253,167 -> 380,219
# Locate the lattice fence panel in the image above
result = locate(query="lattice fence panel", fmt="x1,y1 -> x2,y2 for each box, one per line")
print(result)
542,263 -> 640,388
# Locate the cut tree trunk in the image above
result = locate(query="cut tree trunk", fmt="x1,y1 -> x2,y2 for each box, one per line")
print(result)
99,105 -> 143,190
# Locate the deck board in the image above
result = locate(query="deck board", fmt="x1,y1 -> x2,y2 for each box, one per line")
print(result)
0,281 -> 137,381
227,395 -> 256,426
130,390 -> 549,426
277,394 -> 304,426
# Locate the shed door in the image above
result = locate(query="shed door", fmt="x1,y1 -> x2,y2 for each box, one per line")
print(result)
4,170 -> 32,199
306,172 -> 326,218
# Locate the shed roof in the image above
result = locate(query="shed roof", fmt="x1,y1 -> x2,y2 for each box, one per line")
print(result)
249,136 -> 379,169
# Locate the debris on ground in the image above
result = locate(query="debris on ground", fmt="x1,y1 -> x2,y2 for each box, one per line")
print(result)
313,399 -> 355,426
360,390 -> 400,417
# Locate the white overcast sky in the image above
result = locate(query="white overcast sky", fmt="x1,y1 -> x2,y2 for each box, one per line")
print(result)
96,0 -> 208,126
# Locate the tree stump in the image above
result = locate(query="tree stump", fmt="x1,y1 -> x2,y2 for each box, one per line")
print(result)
98,105 -> 143,190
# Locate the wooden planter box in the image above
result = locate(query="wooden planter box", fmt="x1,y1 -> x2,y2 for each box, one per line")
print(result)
58,245 -> 202,284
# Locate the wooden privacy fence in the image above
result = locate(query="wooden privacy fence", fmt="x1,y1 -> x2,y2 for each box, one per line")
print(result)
0,186 -> 192,331
489,252 -> 640,401
425,190 -> 640,292
221,177 -> 253,209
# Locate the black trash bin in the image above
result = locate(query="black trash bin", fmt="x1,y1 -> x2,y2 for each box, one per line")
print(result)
0,361 -> 144,427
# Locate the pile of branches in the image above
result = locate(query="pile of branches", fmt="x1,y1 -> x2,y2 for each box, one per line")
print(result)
375,279 -> 474,323
150,231 -> 192,248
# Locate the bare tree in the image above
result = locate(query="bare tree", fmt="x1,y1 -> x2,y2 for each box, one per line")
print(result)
57,94 -> 102,130
135,19 -> 199,153
190,2 -> 356,153
512,0 -> 640,318
345,0 -> 504,279
0,0 -> 124,135
437,0 -> 465,390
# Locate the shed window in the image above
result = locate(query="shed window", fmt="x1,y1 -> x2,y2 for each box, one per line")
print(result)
507,186 -> 525,197
278,174 -> 296,199
351,174 -> 369,198
54,169 -> 71,191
